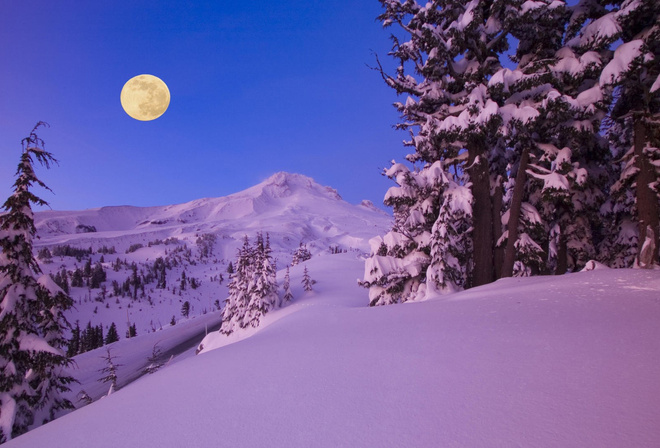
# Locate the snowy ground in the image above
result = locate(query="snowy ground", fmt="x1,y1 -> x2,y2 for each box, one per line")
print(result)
8,253 -> 660,447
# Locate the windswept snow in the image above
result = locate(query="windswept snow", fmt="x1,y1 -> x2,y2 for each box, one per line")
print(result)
8,253 -> 660,448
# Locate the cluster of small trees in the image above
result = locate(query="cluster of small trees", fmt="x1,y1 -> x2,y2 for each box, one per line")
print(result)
362,0 -> 659,306
67,259 -> 107,289
218,236 -> 316,335
51,244 -> 92,260
291,242 -> 312,265
196,233 -> 217,259
66,321 -> 121,356
220,233 -> 278,334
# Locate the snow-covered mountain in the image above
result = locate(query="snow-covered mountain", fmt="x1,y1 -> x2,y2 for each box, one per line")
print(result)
31,172 -> 391,349
35,171 -> 390,256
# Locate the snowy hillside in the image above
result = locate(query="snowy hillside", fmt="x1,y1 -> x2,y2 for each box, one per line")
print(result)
8,254 -> 660,447
31,172 -> 391,340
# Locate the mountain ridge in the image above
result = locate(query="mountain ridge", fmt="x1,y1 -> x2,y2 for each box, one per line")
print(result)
34,172 -> 391,251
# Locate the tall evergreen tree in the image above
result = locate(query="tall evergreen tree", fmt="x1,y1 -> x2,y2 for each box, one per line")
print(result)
494,0 -> 612,276
220,236 -> 252,335
244,233 -> 278,328
598,0 -> 660,267
371,0 -> 531,292
0,122 -> 74,441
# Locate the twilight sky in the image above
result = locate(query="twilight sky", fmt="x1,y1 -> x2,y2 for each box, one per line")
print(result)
1,1 -> 404,212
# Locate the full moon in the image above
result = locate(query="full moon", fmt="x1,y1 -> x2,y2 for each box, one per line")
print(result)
120,74 -> 170,121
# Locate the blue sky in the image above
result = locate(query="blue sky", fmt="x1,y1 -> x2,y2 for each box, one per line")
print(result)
1,1 -> 404,211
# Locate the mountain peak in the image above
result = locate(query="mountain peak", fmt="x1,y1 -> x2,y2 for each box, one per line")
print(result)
252,172 -> 342,201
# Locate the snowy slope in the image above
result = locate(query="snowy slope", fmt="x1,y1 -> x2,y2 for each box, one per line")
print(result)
9,254 -> 660,448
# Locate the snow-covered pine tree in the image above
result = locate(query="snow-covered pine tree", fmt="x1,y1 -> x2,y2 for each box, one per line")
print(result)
490,0 -> 612,275
371,0 -> 532,293
361,162 -> 436,305
219,236 -> 252,335
219,234 -> 278,334
490,0 -> 565,277
281,265 -> 293,305
427,163 -> 474,293
291,242 -> 311,266
597,0 -> 660,267
0,122 -> 74,441
600,113 -> 640,267
244,233 -> 278,328
302,266 -> 313,292
143,343 -> 163,375
98,348 -> 122,396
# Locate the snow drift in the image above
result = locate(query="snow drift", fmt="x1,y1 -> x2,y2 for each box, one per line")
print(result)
8,254 -> 660,447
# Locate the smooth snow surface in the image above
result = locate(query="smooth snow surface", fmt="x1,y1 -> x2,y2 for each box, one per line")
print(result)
8,254 -> 660,447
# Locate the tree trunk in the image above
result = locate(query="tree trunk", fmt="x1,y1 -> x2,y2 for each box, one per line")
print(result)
468,145 -> 494,287
634,119 -> 660,267
492,180 -> 504,279
555,228 -> 568,275
501,147 -> 530,278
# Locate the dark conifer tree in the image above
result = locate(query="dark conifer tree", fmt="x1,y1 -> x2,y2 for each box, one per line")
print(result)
67,321 -> 81,357
104,322 -> 119,344
181,301 -> 190,318
70,268 -> 83,288
598,0 -> 660,267
0,122 -> 74,441
90,262 -> 106,289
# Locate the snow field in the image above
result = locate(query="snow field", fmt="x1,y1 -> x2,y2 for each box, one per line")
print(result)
9,254 -> 660,447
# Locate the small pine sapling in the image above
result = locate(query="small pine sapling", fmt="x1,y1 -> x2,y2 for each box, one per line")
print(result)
282,265 -> 293,304
302,266 -> 314,292
143,343 -> 164,375
98,348 -> 123,396
77,390 -> 93,406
